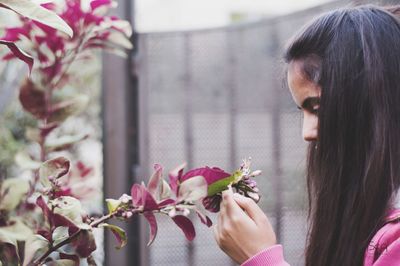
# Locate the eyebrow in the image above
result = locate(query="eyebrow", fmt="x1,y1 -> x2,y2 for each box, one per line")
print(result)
297,97 -> 320,110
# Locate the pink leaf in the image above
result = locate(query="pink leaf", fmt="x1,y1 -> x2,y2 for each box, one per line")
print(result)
147,164 -> 162,198
172,215 -> 196,241
141,186 -> 159,211
181,167 -> 230,185
169,163 -> 186,196
143,211 -> 157,246
196,210 -> 213,227
130,184 -> 143,207
131,184 -> 159,211
0,40 -> 33,73
90,0 -> 112,11
157,198 -> 175,208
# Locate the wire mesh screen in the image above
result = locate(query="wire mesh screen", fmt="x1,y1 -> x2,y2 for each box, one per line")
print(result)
136,1 -> 348,265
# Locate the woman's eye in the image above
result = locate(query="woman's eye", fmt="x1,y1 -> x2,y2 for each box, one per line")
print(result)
311,107 -> 319,114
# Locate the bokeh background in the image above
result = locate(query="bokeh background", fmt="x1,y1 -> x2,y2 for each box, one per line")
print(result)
1,0 -> 396,265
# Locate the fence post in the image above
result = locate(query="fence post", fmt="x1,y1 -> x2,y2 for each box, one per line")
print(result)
102,0 -> 141,265
227,30 -> 239,174
183,33 -> 195,266
270,23 -> 283,244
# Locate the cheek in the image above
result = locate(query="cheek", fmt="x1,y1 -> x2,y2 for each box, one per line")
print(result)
302,113 -> 318,141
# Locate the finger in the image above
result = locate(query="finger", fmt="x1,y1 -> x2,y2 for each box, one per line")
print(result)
221,186 -> 243,216
213,224 -> 220,245
218,205 -> 225,225
233,193 -> 267,225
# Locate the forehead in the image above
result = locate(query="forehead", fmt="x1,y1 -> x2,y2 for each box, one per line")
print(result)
287,60 -> 321,107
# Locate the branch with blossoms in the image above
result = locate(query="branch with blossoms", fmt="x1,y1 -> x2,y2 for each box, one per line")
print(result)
0,0 -> 262,265
28,158 -> 261,265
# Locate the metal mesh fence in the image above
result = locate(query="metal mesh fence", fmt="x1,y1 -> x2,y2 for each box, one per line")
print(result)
136,1 -> 349,265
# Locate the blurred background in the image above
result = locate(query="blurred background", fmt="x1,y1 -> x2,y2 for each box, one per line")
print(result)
1,0 -> 397,265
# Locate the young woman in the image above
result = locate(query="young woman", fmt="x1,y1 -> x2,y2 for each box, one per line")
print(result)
214,5 -> 400,266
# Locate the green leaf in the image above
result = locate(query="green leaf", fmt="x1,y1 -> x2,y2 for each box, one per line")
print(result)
105,198 -> 121,214
22,234 -> 49,266
206,172 -> 241,196
0,178 -> 30,211
48,95 -> 90,123
15,151 -> 41,170
99,223 -> 127,249
48,260 -> 76,266
160,179 -> 172,200
106,31 -> 133,49
45,134 -> 88,152
39,156 -> 70,188
0,0 -> 73,37
52,226 -> 69,246
53,196 -> 83,225
178,175 -> 208,202
25,127 -> 41,143
0,219 -> 33,246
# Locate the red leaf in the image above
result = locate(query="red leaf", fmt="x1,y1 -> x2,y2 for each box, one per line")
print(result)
52,213 -> 79,233
60,253 -> 79,266
71,230 -> 97,258
0,40 -> 33,73
36,196 -> 51,221
143,211 -> 157,246
141,186 -> 159,211
202,194 -> 222,213
172,215 -> 196,241
19,79 -> 47,119
40,123 -> 59,138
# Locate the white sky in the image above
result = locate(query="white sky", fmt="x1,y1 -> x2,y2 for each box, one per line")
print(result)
136,0 -> 333,32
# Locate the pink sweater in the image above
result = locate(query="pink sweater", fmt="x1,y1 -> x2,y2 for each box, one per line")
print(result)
242,209 -> 400,266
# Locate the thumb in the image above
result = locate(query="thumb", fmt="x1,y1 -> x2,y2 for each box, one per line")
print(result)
221,186 -> 242,214
233,193 -> 266,226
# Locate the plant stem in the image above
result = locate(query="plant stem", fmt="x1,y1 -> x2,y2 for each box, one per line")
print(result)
90,211 -> 118,228
32,210 -> 120,265
33,229 -> 81,265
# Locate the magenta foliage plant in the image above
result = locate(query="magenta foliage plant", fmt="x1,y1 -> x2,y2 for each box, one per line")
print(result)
0,0 -> 262,265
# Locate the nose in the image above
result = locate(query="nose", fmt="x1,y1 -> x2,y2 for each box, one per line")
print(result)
302,112 -> 318,142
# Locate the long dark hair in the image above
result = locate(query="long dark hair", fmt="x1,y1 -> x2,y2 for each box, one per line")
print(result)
284,5 -> 400,266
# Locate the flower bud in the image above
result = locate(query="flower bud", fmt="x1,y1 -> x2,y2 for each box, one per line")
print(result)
168,208 -> 177,217
250,170 -> 262,177
202,194 -> 222,213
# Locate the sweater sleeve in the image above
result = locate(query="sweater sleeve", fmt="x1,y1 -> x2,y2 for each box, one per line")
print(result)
373,237 -> 400,265
241,245 -> 290,266
363,209 -> 400,266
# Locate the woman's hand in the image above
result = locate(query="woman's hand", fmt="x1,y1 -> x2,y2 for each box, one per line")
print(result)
213,187 -> 277,264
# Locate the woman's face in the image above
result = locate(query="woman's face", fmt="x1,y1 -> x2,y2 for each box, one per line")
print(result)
287,60 -> 321,142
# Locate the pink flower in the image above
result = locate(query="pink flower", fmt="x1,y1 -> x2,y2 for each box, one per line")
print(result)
181,167 -> 231,185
